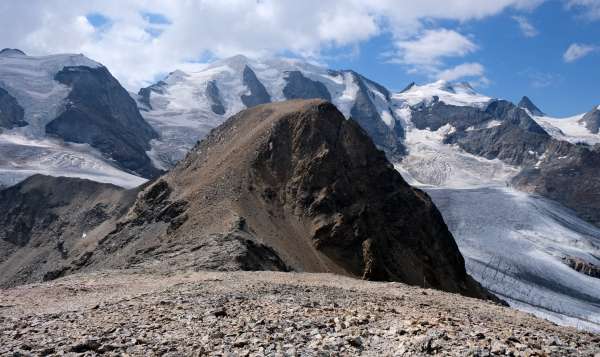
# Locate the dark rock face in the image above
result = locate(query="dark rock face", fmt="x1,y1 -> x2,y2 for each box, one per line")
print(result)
518,96 -> 544,116
283,71 -> 331,101
206,80 -> 226,115
46,66 -> 160,178
346,71 -> 405,158
0,175 -> 137,287
137,80 -> 167,111
97,100 -> 494,300
250,101 -> 480,296
581,107 -> 600,134
413,99 -> 550,166
0,87 -> 27,129
563,256 -> 600,279
512,141 -> 600,227
0,48 -> 26,56
241,65 -> 271,108
411,99 -> 493,132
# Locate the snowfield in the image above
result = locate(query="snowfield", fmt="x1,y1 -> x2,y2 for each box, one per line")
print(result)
532,113 -> 600,145
392,80 -> 492,108
0,131 -> 146,188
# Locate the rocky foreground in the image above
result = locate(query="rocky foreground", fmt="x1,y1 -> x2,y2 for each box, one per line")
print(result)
1,271 -> 598,356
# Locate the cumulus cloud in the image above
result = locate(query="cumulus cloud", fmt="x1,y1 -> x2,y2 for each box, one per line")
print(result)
0,0 -> 545,89
393,29 -> 478,68
563,43 -> 597,62
512,16 -> 539,37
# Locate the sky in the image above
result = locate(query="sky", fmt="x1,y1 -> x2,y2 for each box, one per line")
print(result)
0,0 -> 598,116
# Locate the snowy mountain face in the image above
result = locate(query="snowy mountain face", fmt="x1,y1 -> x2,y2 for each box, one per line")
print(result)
392,84 -> 600,331
137,55 -> 404,169
0,49 -> 159,187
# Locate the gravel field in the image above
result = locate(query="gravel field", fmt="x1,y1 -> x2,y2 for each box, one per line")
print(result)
1,270 -> 599,356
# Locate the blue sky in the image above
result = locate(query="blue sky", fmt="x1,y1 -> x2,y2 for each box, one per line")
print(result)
1,1 -> 598,116
325,1 -> 600,116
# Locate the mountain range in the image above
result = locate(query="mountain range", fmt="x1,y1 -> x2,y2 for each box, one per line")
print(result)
0,49 -> 599,331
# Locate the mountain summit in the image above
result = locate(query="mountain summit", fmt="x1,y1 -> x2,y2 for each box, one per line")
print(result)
518,95 -> 544,116
78,99 -> 492,299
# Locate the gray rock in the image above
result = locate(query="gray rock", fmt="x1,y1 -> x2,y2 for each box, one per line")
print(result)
137,80 -> 167,111
347,71 -> 405,158
518,96 -> 544,116
241,65 -> 271,108
46,65 -> 161,178
206,80 -> 226,115
283,71 -> 331,101
0,175 -> 137,287
581,107 -> 600,134
0,87 -> 27,129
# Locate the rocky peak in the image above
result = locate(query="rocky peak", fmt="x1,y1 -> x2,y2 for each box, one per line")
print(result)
518,96 -> 544,116
94,99 -> 495,301
580,106 -> 600,134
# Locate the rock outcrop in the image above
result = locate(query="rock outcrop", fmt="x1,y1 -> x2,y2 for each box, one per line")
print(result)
581,107 -> 600,134
0,87 -> 27,129
283,70 -> 331,101
563,256 -> 600,279
206,80 -> 226,115
518,96 -> 544,116
46,66 -> 161,178
93,99 -> 492,300
241,65 -> 271,107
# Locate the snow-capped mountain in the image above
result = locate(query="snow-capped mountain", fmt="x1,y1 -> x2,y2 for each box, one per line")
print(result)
0,49 -> 159,188
393,83 -> 600,331
137,55 -> 404,169
138,61 -> 600,331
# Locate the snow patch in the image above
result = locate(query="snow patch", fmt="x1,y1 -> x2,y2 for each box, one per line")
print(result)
533,113 -> 600,145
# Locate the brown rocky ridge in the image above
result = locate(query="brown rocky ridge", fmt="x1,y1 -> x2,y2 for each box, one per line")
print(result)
78,99 -> 492,299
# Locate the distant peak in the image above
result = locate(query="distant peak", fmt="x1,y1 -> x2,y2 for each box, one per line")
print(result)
400,82 -> 416,93
0,48 -> 26,56
518,96 -> 544,116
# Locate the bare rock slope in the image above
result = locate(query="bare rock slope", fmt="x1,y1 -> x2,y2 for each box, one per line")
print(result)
91,99 -> 490,299
0,175 -> 137,287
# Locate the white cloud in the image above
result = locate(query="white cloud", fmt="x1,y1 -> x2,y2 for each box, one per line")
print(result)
563,43 -> 597,62
512,16 -> 539,37
566,0 -> 600,20
394,29 -> 478,68
0,0 -> 546,89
